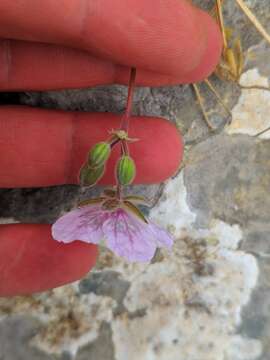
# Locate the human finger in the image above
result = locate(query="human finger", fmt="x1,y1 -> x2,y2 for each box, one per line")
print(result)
0,224 -> 98,297
0,18 -> 221,91
0,106 -> 183,188
0,0 -> 222,78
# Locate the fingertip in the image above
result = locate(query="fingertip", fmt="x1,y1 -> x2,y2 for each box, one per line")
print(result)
128,117 -> 184,183
180,10 -> 223,83
0,224 -> 98,296
114,3 -> 222,84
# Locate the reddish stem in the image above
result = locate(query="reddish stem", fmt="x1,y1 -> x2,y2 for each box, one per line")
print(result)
120,140 -> 129,156
109,136 -> 120,148
116,67 -> 136,199
120,67 -> 137,132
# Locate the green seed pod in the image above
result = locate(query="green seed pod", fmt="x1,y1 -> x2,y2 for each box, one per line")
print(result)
88,142 -> 111,168
79,164 -> 105,186
116,155 -> 136,186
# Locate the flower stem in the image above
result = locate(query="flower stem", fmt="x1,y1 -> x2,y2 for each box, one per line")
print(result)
117,184 -> 123,200
117,67 -> 136,199
121,140 -> 129,156
120,67 -> 137,132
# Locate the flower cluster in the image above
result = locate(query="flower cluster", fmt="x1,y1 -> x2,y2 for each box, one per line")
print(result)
52,68 -> 174,262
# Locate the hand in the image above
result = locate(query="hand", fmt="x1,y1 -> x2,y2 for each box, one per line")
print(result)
0,0 -> 222,296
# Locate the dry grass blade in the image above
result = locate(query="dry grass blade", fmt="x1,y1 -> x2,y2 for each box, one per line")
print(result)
255,126 -> 270,137
239,84 -> 270,91
190,0 -> 270,134
216,0 -> 228,49
234,0 -> 270,45
204,79 -> 232,116
192,83 -> 214,130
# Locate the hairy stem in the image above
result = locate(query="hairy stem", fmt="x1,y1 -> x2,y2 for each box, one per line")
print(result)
120,67 -> 137,132
117,68 -> 137,198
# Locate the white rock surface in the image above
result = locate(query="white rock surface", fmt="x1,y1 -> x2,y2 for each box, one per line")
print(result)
227,68 -> 270,138
0,172 -> 261,360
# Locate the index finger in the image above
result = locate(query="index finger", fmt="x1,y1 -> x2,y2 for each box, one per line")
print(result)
0,0 -> 222,77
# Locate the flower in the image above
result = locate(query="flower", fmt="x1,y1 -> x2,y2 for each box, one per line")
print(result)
52,201 -> 173,263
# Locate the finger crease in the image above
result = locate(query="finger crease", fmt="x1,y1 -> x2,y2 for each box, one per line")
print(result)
78,0 -> 91,41
1,238 -> 27,281
65,113 -> 77,183
0,40 -> 11,88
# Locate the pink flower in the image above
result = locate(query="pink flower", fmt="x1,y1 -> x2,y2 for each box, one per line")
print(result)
52,203 -> 173,262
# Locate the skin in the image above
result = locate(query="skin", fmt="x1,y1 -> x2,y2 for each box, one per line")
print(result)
0,0 -> 222,297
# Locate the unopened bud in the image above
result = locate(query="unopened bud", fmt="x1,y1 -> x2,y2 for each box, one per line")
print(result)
116,155 -> 136,186
88,142 -> 110,168
79,164 -> 105,186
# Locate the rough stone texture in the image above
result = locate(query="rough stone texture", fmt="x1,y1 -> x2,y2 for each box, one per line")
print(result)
1,1 -> 270,359
0,317 -> 55,360
79,271 -> 130,303
76,322 -> 115,360
184,134 -> 270,227
0,184 -> 161,223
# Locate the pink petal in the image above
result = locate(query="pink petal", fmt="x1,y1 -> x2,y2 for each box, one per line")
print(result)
103,209 -> 157,262
52,205 -> 108,244
148,222 -> 174,249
